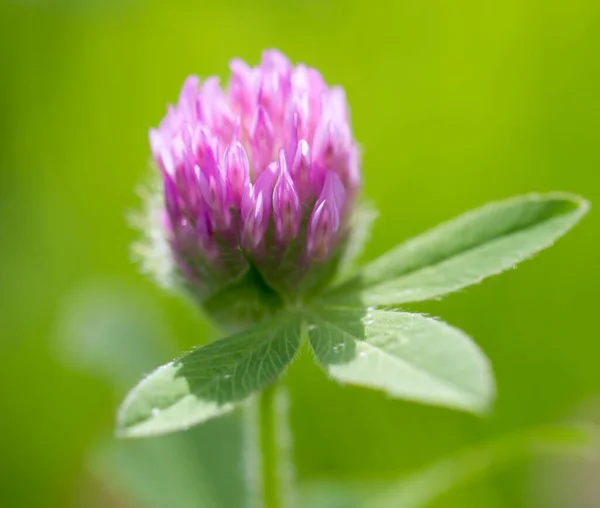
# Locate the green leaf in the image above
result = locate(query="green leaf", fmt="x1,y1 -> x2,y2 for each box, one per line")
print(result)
336,193 -> 588,306
92,416 -> 247,508
307,305 -> 494,414
369,424 -> 599,508
299,481 -> 365,508
90,435 -> 221,508
117,312 -> 302,438
298,425 -> 598,508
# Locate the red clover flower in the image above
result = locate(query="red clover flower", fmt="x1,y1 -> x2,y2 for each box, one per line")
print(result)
144,50 -> 360,318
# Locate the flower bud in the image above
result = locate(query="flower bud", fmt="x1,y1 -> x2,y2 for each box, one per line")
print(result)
224,138 -> 250,208
272,149 -> 301,243
241,162 -> 277,251
307,172 -> 345,261
291,139 -> 312,199
250,106 -> 275,175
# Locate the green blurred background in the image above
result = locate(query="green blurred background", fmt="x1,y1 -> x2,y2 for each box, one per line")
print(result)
1,0 -> 599,506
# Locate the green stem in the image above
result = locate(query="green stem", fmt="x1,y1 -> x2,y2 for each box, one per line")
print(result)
245,382 -> 293,508
259,382 -> 281,508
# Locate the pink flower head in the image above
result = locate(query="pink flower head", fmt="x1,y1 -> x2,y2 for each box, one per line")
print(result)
148,50 -> 361,302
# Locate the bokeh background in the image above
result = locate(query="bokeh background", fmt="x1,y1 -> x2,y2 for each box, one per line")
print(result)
1,0 -> 599,507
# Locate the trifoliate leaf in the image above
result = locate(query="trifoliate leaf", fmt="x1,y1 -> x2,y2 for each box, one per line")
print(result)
117,312 -> 302,438
333,193 -> 588,306
307,305 -> 494,414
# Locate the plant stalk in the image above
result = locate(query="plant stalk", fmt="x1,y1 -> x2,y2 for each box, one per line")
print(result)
259,382 -> 281,508
245,382 -> 293,508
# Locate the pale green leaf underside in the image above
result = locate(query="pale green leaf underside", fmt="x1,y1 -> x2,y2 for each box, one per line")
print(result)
117,313 -> 302,438
308,306 -> 494,414
339,193 -> 588,306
